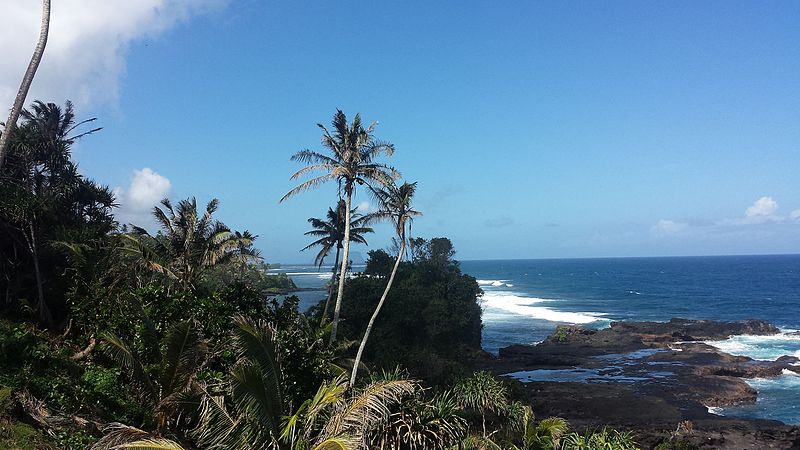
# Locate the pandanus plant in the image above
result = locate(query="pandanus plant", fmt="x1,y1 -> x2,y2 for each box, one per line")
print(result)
93,320 -> 208,445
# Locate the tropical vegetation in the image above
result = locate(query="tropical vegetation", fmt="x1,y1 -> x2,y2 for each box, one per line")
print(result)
0,104 -> 643,449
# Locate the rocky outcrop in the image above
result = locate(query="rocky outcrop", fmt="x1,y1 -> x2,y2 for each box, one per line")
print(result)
488,318 -> 800,449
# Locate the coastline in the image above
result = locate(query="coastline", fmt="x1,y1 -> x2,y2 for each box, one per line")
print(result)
477,318 -> 800,449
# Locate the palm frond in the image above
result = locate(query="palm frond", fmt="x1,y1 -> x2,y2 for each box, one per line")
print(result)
280,174 -> 337,203
112,438 -> 186,450
90,424 -> 183,450
193,393 -> 248,449
101,333 -> 158,406
325,378 -> 416,440
159,321 -> 206,400
311,435 -> 359,450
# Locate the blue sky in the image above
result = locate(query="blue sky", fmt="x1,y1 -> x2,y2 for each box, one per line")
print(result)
7,1 -> 799,262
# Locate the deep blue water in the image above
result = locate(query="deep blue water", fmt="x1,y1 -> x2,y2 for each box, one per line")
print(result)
272,255 -> 800,424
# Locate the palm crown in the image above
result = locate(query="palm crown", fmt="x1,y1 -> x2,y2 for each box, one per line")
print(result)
124,197 -> 260,291
371,181 -> 422,244
280,110 -> 398,203
302,199 -> 374,268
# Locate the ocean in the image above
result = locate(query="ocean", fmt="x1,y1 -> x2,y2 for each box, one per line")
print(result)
271,255 -> 800,424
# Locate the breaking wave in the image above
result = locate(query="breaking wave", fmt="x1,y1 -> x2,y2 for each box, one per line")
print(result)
477,279 -> 514,288
482,291 -> 609,325
705,332 -> 800,361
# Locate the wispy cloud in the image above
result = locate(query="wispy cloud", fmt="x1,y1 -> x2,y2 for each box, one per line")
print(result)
485,216 -> 514,228
651,196 -> 800,243
356,201 -> 373,214
651,219 -> 689,237
0,0 -> 226,110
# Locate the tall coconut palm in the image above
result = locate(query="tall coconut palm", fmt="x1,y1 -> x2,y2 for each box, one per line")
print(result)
281,110 -> 398,344
0,0 -> 51,170
349,182 -> 420,387
302,199 -> 374,321
123,197 -> 260,292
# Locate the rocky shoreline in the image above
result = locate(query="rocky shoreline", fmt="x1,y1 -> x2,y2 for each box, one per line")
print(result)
485,318 -> 800,449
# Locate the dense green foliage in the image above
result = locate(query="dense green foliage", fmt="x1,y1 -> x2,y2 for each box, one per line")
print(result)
335,238 -> 483,384
0,101 -> 113,325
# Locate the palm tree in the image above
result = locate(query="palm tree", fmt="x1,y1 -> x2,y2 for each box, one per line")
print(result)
509,407 -> 568,450
0,0 -> 51,169
349,182 -> 420,387
302,199 -> 374,321
123,197 -> 260,292
560,428 -> 638,450
281,110 -> 398,344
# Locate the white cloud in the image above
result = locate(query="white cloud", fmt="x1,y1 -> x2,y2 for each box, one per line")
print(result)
744,196 -> 781,224
0,0 -> 226,111
115,168 -> 172,229
128,168 -> 172,210
790,209 -> 800,222
651,219 -> 688,237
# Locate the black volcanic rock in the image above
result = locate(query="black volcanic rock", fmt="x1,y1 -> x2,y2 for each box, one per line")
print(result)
608,318 -> 780,341
488,318 -> 800,449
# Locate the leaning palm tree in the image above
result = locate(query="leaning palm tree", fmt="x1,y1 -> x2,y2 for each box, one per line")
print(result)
122,197 -> 260,292
0,0 -> 51,169
349,182 -> 420,387
281,110 -> 398,344
302,199 -> 374,321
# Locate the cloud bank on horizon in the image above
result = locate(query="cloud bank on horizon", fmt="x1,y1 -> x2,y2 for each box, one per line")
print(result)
653,196 -> 800,239
0,0 -> 226,111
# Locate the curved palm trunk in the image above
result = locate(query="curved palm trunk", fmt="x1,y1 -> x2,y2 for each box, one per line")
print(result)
321,245 -> 341,322
349,238 -> 405,387
0,0 -> 51,169
329,192 -> 352,344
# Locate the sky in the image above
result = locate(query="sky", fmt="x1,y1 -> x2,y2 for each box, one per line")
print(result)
2,1 -> 799,263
